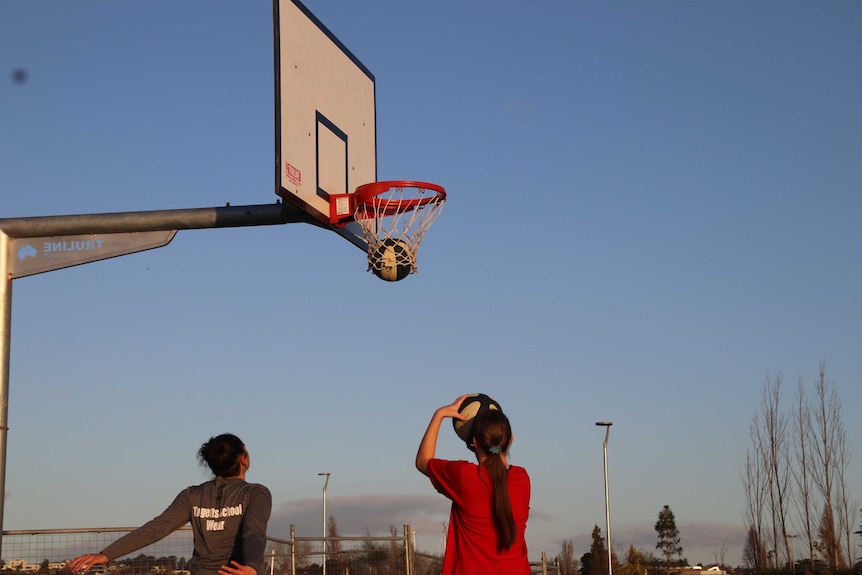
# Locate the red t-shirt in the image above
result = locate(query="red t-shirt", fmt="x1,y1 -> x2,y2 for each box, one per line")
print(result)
427,459 -> 531,575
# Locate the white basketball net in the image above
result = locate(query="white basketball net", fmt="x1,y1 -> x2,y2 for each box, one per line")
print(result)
354,183 -> 446,276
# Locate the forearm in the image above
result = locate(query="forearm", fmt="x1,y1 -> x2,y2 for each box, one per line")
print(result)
415,409 -> 446,475
101,518 -> 182,561
101,493 -> 189,561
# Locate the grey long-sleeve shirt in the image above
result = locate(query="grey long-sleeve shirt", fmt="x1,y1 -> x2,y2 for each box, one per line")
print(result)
101,477 -> 272,575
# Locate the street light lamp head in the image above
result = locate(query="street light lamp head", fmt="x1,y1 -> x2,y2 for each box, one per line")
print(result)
595,421 -> 613,426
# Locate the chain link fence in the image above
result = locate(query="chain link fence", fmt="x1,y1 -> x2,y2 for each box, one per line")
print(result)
1,527 -> 559,575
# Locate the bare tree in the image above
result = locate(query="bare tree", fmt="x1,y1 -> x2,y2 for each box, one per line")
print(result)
558,539 -> 579,575
764,373 -> 792,567
712,539 -> 729,568
327,514 -> 343,571
809,362 -> 844,569
744,363 -> 857,573
743,437 -> 769,571
742,526 -> 767,571
294,540 -> 313,571
747,373 -> 792,568
834,418 -> 859,566
270,542 -> 290,575
817,505 -> 844,568
844,505 -> 859,566
791,377 -> 816,566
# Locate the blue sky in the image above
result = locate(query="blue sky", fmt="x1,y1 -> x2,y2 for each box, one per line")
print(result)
1,0 -> 860,567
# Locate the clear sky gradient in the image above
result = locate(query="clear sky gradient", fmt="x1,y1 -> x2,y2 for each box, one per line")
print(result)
1,0 -> 860,567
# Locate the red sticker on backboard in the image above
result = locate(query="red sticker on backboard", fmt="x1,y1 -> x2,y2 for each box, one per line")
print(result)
285,162 -> 301,186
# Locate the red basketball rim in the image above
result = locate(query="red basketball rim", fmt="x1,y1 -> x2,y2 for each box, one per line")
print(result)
353,180 -> 446,218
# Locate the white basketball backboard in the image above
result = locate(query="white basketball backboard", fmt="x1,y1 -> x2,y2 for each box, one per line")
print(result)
274,0 -> 376,248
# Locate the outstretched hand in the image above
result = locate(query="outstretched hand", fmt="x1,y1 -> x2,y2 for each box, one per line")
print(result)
218,560 -> 256,575
68,553 -> 107,574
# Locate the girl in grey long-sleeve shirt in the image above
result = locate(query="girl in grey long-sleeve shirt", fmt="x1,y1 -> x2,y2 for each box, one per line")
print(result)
69,434 -> 272,575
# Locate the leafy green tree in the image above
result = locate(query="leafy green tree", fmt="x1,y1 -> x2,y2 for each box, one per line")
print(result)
587,524 -> 609,575
655,505 -> 683,570
580,550 -> 594,575
617,546 -> 651,575
581,527 -> 606,575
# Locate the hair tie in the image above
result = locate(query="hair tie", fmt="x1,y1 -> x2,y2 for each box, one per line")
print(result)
489,445 -> 503,455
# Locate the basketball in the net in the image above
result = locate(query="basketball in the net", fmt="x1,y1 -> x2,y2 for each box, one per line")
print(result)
370,238 -> 413,282
453,393 -> 502,444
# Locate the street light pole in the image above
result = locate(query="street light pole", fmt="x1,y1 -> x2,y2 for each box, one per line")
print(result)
596,422 -> 613,575
319,473 -> 330,575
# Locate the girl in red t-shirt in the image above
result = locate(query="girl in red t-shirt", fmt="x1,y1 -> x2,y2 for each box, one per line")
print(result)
416,395 -> 531,575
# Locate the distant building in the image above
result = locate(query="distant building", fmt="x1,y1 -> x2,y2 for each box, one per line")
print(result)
1,560 -> 39,572
670,566 -> 727,575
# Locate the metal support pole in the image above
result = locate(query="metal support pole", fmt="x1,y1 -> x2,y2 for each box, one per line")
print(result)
596,422 -> 613,575
319,472 -> 330,575
404,524 -> 412,575
0,232 -> 12,557
0,203 -> 364,554
290,524 -> 296,575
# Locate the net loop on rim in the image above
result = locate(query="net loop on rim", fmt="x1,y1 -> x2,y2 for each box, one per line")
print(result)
352,181 -> 446,279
